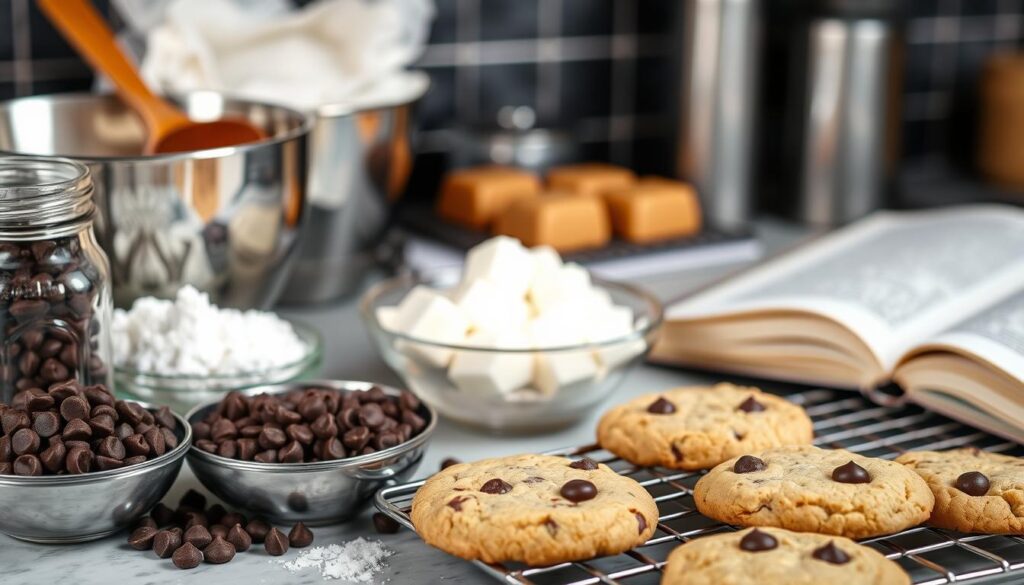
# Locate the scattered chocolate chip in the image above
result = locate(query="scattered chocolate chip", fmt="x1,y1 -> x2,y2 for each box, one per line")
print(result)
288,522 -> 314,548
203,536 -> 236,564
448,496 -> 470,511
153,529 -> 182,558
734,455 -> 767,474
226,524 -> 252,552
569,457 -> 598,470
480,478 -> 513,494
738,396 -> 766,413
647,397 -> 676,414
172,542 -> 203,570
560,479 -> 598,503
245,519 -> 271,543
128,526 -> 158,550
812,541 -> 851,564
184,525 -> 212,549
151,503 -> 175,526
636,512 -> 648,534
373,512 -> 400,534
832,461 -> 871,484
739,529 -> 778,551
209,524 -> 228,539
135,516 -> 158,530
955,471 -> 990,496
264,527 -> 289,556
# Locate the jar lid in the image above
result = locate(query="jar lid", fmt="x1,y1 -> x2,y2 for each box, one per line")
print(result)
0,156 -> 94,232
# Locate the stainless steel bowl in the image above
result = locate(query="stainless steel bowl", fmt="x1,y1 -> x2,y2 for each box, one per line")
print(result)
278,72 -> 430,304
185,380 -> 435,525
0,92 -> 312,309
0,404 -> 191,543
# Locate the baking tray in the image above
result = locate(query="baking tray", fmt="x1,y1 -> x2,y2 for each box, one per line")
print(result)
375,387 -> 1024,584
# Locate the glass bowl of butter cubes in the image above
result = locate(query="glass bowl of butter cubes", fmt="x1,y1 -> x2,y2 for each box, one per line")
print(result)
360,236 -> 663,433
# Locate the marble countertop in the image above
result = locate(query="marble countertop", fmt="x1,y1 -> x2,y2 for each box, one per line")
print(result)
0,221 -> 806,585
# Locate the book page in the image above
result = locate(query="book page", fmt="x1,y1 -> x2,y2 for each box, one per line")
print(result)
667,206 -> 1024,370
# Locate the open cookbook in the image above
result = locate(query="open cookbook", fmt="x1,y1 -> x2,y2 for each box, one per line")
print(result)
651,205 -> 1024,443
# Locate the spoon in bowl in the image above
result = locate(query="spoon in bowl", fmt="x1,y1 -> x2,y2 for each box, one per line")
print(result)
38,0 -> 266,154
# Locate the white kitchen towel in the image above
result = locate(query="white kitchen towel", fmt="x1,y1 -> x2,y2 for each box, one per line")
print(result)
117,0 -> 433,111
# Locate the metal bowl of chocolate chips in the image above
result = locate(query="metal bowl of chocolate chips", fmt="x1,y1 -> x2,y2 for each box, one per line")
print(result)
0,383 -> 191,543
185,380 -> 436,525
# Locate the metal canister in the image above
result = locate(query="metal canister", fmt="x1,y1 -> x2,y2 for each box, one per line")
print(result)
677,0 -> 760,230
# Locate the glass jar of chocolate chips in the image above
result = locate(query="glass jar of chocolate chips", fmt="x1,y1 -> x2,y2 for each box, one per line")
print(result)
0,157 -> 113,403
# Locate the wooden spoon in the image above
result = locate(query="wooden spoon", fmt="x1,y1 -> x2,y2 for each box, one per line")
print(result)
38,0 -> 266,154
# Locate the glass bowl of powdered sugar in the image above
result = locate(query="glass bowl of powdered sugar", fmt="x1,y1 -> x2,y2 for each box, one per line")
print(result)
112,286 -> 322,412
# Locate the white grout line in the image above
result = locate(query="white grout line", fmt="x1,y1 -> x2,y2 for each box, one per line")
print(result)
11,0 -> 32,96
536,0 -> 563,122
416,34 -> 673,68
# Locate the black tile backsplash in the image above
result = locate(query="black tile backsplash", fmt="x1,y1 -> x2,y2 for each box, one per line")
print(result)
0,0 -> 1021,188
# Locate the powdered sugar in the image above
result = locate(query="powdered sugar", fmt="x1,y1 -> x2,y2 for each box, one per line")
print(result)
276,538 -> 390,582
112,285 -> 307,376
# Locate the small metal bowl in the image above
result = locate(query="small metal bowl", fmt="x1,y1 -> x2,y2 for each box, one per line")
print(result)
185,380 -> 436,525
0,404 -> 191,543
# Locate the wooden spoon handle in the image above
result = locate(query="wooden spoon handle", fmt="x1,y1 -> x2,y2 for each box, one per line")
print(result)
37,0 -> 188,134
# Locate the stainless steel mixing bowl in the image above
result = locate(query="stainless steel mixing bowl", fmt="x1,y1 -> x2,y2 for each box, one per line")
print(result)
0,92 -> 312,309
0,404 -> 191,543
278,72 -> 430,304
185,380 -> 435,525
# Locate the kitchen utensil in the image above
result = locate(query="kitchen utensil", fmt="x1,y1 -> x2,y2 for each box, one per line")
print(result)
0,403 -> 191,543
278,73 -> 429,304
185,380 -> 435,525
0,92 -> 312,309
115,318 -> 323,413
38,0 -> 265,155
376,388 -> 1023,584
360,273 -> 663,433
790,0 -> 903,225
677,0 -> 760,230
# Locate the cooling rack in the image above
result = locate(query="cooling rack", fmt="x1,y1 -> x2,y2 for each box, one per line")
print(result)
375,388 -> 1024,584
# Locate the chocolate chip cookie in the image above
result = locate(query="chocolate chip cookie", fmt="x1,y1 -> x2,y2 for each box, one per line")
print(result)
661,527 -> 909,585
410,453 -> 658,565
596,384 -> 813,470
896,448 -> 1024,533
694,445 -> 934,538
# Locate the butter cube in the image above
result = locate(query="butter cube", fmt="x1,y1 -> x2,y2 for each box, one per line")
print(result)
463,236 -> 534,298
529,262 -> 592,315
532,351 -> 598,395
375,306 -> 399,331
437,166 -> 541,229
454,278 -> 529,334
586,305 -> 634,343
448,330 -> 533,395
393,286 -> 471,367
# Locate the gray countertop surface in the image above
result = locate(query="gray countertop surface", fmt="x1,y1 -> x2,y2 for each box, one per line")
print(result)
1,221 -> 812,585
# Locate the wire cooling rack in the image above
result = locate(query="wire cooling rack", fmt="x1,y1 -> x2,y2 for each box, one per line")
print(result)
375,388 -> 1024,584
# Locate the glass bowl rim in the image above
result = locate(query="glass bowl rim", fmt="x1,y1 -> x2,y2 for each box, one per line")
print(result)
359,272 -> 664,354
112,317 -> 323,382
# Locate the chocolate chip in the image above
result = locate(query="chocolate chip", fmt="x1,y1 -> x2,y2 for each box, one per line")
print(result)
286,423 -> 315,445
812,541 -> 851,564
237,438 -> 257,460
358,403 -> 386,428
11,428 -> 40,455
123,434 -> 149,457
97,436 -> 125,460
151,503 -> 175,526
65,447 -> 92,474
569,457 -> 599,470
135,516 -> 157,530
211,418 -> 238,442
221,513 -> 247,529
0,435 -> 9,462
635,512 -> 648,534
254,450 -> 278,463
738,396 -> 766,413
310,413 -> 337,440
288,522 -> 314,548
373,512 -> 400,534
321,437 -> 347,460
739,528 -> 778,551
279,440 -> 303,463
184,525 -> 212,549
209,524 -> 228,539
172,542 -> 203,570
39,441 -> 66,472
258,426 -> 287,450
191,421 -> 211,441
832,461 -> 871,484
480,478 -> 513,494
59,396 -> 90,421
734,455 -> 767,474
245,519 -> 271,543
12,454 -> 41,476
88,414 -> 115,438
646,397 -> 676,414
203,536 -> 236,564
342,426 -> 371,451
124,455 -> 147,465
264,527 -> 289,556
95,455 -> 125,470
128,526 -> 158,550
448,496 -> 470,511
179,489 -> 207,511
955,471 -> 990,496
183,512 -> 208,530
153,529 -> 182,558
298,397 -> 327,422
560,479 -> 597,503
62,418 -> 91,441
2,409 -> 30,435
226,524 -> 252,552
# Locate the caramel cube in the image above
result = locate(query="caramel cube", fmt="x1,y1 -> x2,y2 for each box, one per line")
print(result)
438,166 -> 541,230
604,179 -> 702,243
493,193 -> 611,252
547,163 -> 636,198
